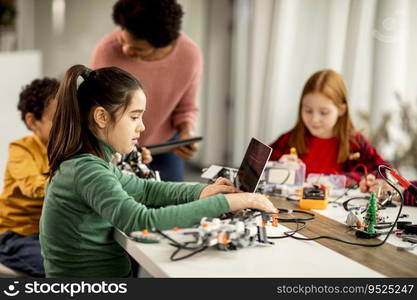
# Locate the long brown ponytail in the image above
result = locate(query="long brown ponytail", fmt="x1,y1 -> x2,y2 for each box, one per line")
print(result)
48,64 -> 143,177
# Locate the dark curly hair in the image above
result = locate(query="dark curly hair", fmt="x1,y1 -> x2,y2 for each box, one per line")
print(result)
112,0 -> 183,48
18,77 -> 60,124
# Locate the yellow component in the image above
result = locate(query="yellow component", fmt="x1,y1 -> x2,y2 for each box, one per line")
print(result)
299,186 -> 328,210
290,147 -> 297,155
172,226 -> 180,232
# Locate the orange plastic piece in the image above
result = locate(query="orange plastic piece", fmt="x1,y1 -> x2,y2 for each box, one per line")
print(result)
142,229 -> 149,234
299,187 -> 328,210
219,232 -> 229,244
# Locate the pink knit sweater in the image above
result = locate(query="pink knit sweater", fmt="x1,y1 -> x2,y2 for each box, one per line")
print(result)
91,30 -> 203,145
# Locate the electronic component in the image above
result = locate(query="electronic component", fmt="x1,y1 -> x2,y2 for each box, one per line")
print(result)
264,161 -> 306,186
299,185 -> 328,210
389,168 -> 417,196
201,165 -> 238,183
185,215 -> 278,250
153,211 -> 280,262
355,230 -> 380,239
345,209 -> 363,229
169,217 -> 258,251
115,145 -> 160,180
258,183 -> 290,197
402,235 -> 417,243
306,173 -> 346,196
397,221 -> 412,230
404,224 -> 417,235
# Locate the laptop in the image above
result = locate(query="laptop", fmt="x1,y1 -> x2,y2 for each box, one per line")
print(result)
234,138 -> 272,192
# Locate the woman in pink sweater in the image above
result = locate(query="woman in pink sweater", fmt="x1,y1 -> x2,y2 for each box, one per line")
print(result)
91,0 -> 202,182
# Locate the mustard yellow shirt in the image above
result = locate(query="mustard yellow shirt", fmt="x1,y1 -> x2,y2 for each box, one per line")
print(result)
0,135 -> 48,235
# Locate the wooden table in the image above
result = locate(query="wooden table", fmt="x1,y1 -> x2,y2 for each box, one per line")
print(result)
115,195 -> 416,277
269,196 -> 417,277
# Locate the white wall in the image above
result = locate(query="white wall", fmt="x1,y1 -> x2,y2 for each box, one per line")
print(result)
0,51 -> 42,185
0,0 -> 118,184
32,0 -> 116,77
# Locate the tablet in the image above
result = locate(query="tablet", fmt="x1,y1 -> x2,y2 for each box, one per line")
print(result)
234,138 -> 272,193
144,137 -> 203,155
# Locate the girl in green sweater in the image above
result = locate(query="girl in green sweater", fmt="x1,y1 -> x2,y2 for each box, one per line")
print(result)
40,64 -> 276,277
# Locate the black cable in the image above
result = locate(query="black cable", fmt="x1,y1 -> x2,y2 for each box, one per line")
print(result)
342,196 -> 370,212
154,208 -> 314,260
233,208 -> 314,225
263,208 -> 314,239
170,243 -> 208,261
156,172 -> 401,261
268,221 -> 307,239
277,208 -> 315,222
329,184 -> 358,204
154,228 -> 210,261
154,229 -> 202,250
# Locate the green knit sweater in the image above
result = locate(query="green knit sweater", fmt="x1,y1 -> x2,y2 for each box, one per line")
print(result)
39,141 -> 229,277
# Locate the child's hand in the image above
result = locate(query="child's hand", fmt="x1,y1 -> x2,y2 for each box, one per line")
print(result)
359,174 -> 392,194
173,143 -> 197,160
173,131 -> 198,160
140,147 -> 153,164
225,193 -> 278,213
212,177 -> 236,188
199,177 -> 239,199
359,174 -> 376,193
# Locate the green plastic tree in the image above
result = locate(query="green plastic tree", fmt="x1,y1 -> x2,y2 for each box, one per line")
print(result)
364,192 -> 377,233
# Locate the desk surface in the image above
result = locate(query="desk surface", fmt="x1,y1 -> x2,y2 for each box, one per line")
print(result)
270,197 -> 417,278
115,196 -> 417,278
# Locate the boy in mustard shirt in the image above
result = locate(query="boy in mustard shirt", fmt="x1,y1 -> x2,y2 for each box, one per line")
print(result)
0,78 -> 59,277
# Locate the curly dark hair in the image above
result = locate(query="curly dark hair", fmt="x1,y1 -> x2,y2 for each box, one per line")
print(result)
112,0 -> 183,48
17,77 -> 60,124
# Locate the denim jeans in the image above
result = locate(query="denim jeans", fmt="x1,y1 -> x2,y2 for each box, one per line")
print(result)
0,231 -> 44,277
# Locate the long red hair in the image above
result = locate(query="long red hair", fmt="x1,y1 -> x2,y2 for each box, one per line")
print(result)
288,69 -> 355,163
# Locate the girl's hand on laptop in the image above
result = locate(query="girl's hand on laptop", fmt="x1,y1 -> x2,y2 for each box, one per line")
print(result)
225,193 -> 278,213
199,177 -> 240,199
213,177 -> 235,187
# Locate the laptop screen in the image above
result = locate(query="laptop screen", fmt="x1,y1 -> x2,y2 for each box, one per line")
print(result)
234,138 -> 272,192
